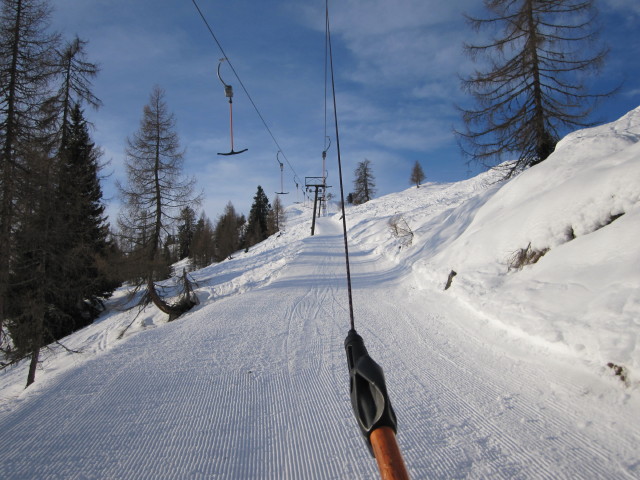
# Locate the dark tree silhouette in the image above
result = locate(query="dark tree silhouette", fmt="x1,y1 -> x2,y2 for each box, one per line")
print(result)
410,161 -> 426,188
192,212 -> 216,269
52,35 -> 101,146
213,201 -> 244,261
352,159 -> 376,204
177,206 -> 196,260
245,186 -> 271,248
268,194 -> 285,235
457,0 -> 613,178
53,105 -> 118,331
118,86 -> 201,320
0,0 -> 59,346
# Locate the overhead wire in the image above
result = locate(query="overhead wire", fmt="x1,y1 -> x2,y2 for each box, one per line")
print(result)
190,0 -> 302,187
325,0 -> 355,331
324,10 -> 408,477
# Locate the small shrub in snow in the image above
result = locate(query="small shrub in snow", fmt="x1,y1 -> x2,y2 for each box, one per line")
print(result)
607,362 -> 628,385
508,243 -> 549,271
388,215 -> 414,247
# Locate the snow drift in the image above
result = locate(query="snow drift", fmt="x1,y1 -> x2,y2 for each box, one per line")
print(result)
347,106 -> 640,374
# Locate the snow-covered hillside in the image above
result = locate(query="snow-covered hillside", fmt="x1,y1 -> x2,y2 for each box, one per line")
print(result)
1,107 -> 639,479
347,106 -> 640,374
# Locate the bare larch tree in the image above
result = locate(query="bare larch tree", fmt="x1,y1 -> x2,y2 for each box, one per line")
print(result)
457,0 -> 613,178
118,86 -> 201,320
352,159 -> 376,204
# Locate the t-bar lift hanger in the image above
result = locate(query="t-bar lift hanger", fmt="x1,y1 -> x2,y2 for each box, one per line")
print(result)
217,58 -> 248,156
275,151 -> 289,195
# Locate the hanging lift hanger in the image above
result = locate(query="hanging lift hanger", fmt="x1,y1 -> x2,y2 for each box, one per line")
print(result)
275,151 -> 289,195
217,58 -> 248,156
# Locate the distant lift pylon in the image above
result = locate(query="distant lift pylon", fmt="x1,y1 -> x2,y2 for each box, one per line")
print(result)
217,58 -> 248,156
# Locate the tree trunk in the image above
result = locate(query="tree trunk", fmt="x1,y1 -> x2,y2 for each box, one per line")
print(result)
26,346 -> 40,387
525,0 -> 553,164
146,275 -> 196,322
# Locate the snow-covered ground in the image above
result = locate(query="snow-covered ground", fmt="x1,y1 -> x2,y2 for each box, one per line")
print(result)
1,107 -> 639,478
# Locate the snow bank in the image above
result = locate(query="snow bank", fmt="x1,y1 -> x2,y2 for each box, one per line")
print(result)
348,106 -> 640,374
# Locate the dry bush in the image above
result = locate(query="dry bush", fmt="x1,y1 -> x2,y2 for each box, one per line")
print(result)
388,215 -> 414,247
508,243 -> 549,271
607,362 -> 628,386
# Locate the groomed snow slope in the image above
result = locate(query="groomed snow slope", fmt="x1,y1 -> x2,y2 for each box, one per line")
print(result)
1,107 -> 639,479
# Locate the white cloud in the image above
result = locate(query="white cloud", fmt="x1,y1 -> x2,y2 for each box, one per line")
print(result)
603,0 -> 640,16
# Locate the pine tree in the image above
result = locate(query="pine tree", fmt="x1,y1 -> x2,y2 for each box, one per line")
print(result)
214,201 -> 243,261
177,206 -> 196,260
192,212 -> 216,268
457,0 -> 612,178
53,105 -> 117,333
410,161 -> 425,188
118,86 -> 201,320
245,186 -> 271,248
352,159 -> 376,205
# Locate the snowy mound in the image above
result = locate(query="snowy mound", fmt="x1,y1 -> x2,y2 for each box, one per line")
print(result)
348,106 -> 640,372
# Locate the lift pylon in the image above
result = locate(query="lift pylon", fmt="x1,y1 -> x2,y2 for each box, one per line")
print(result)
305,176 -> 330,236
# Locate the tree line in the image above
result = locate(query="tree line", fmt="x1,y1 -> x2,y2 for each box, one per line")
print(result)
162,188 -> 285,272
0,0 -> 286,387
0,0 -> 121,385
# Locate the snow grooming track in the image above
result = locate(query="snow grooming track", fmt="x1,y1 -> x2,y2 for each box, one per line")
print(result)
360,291 -> 637,479
1,213 -> 639,478
0,217 -> 377,479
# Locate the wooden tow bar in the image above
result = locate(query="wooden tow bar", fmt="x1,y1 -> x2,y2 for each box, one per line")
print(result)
345,330 -> 410,480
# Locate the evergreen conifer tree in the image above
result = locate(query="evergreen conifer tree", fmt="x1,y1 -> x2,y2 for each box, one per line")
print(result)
192,212 -> 216,268
177,206 -> 196,260
53,104 -> 117,332
410,161 -> 425,188
214,201 -> 243,261
245,186 -> 271,248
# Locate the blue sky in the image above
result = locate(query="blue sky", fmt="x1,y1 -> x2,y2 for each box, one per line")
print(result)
49,0 -> 640,223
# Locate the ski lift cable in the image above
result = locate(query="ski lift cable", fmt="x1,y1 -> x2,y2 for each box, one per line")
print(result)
325,8 -> 353,332
322,26 -> 330,184
325,1 -> 409,478
190,0 -> 302,185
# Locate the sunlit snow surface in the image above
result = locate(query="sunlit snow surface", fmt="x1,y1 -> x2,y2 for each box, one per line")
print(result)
1,108 -> 639,478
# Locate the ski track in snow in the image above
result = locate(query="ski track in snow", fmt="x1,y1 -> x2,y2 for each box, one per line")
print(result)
1,216 -> 639,479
